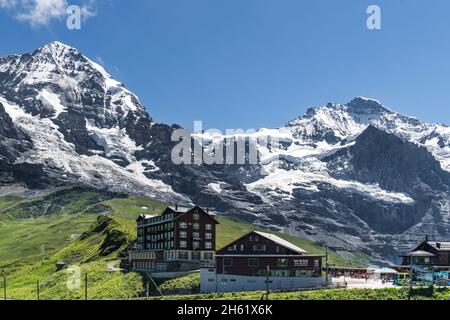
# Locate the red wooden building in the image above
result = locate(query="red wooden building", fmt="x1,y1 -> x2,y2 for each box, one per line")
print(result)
201,231 -> 328,293
129,206 -> 218,273
216,231 -> 323,277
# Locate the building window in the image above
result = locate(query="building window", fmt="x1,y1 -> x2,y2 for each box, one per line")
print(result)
205,224 -> 212,231
205,233 -> 212,240
248,258 -> 259,267
277,258 -> 288,267
193,241 -> 200,250
240,244 -> 245,251
180,241 -> 187,248
205,242 -> 212,249
193,223 -> 200,230
178,251 -> 188,260
295,270 -> 313,278
204,252 -> 214,260
193,213 -> 200,220
193,232 -> 200,239
179,222 -> 187,229
180,231 -> 187,238
192,252 -> 201,260
224,258 -> 233,267
227,245 -> 237,251
253,244 -> 266,252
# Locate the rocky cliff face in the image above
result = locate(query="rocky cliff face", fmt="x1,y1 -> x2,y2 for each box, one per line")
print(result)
1,42 -> 450,262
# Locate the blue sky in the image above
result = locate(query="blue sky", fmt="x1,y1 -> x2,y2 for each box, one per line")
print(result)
0,0 -> 449,130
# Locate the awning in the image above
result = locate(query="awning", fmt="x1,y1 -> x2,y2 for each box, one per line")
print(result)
373,268 -> 398,274
401,250 -> 435,257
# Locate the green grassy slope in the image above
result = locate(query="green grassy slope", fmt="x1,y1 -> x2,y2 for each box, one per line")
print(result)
1,215 -> 143,300
0,187 -> 372,300
0,214 -> 96,268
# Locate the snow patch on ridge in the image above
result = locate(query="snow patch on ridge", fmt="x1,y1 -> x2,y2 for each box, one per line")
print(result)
37,89 -> 65,118
246,158 -> 414,204
85,119 -> 142,163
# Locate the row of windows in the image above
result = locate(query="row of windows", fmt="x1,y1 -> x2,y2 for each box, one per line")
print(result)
179,231 -> 212,240
179,241 -> 213,250
147,241 -> 174,250
130,251 -> 156,260
146,222 -> 175,233
227,244 -> 267,252
256,270 -> 315,278
176,251 -> 214,261
133,261 -> 167,270
222,258 -> 320,268
179,222 -> 213,230
223,258 -> 289,268
147,231 -> 174,241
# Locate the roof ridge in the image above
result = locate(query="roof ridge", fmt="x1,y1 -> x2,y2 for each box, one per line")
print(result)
254,231 -> 307,254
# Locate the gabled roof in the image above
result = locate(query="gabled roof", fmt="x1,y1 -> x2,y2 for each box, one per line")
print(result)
174,206 -> 219,224
166,205 -> 192,213
427,241 -> 450,251
254,231 -> 307,254
136,214 -> 158,222
138,206 -> 219,224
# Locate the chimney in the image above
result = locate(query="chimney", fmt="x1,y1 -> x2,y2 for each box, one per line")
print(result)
426,235 -> 429,242
175,204 -> 178,211
437,242 -> 441,249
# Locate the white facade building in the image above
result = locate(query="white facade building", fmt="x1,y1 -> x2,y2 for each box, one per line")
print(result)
200,268 -> 330,293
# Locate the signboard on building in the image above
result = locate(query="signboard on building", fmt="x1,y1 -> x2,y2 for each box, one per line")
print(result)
293,259 -> 309,267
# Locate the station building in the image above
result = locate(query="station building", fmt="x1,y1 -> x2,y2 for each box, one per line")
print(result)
200,231 -> 329,293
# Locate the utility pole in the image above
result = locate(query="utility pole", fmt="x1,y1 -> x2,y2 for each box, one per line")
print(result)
266,266 -> 269,296
37,280 -> 40,300
409,255 -> 413,300
146,273 -> 163,297
84,273 -> 88,301
325,248 -> 328,283
3,276 -> 6,301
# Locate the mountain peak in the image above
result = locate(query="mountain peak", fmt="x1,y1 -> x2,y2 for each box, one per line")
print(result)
346,97 -> 391,114
44,41 -> 75,50
37,41 -> 80,56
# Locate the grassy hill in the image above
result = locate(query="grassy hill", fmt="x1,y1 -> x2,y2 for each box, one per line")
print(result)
0,187 -> 373,300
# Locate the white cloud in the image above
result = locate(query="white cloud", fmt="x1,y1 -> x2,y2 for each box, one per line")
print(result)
0,0 -> 96,27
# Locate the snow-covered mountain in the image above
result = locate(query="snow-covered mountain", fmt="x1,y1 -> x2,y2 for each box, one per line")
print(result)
0,41 -> 187,202
1,42 -> 450,262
